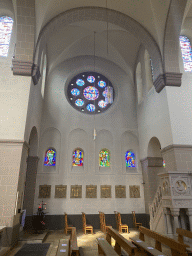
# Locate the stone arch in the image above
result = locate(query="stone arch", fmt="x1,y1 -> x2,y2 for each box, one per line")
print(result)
148,137 -> 162,158
23,126 -> 39,217
28,126 -> 38,156
33,7 -> 164,91
141,136 -> 164,214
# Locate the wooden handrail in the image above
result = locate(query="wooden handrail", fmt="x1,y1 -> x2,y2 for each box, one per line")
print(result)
176,228 -> 192,244
106,226 -> 136,255
139,226 -> 188,254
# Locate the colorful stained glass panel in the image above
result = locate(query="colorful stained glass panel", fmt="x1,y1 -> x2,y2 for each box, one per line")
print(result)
0,16 -> 13,57
72,149 -> 83,166
98,100 -> 107,108
76,79 -> 85,86
86,104 -> 95,112
179,36 -> 192,72
71,88 -> 80,96
125,151 -> 135,167
103,86 -> 113,104
75,99 -> 84,106
163,160 -> 165,168
83,86 -> 99,100
99,150 -> 110,167
87,76 -> 95,83
44,149 -> 56,166
98,80 -> 106,88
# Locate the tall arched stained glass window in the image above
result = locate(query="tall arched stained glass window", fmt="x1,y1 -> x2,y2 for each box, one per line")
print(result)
0,16 -> 14,57
99,149 -> 110,167
44,149 -> 56,166
125,151 -> 135,167
179,36 -> 192,72
72,149 -> 84,166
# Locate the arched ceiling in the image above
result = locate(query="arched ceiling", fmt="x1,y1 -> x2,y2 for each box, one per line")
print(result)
35,0 -> 171,52
47,21 -> 140,77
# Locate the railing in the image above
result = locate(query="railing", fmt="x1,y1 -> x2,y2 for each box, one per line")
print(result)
149,186 -> 163,230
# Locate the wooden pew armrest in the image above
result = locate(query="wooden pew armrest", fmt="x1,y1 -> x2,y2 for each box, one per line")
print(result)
97,238 -> 119,256
130,237 -> 167,256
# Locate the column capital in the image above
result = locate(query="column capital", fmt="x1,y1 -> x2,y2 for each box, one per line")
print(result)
186,209 -> 192,216
170,208 -> 180,217
163,208 -> 171,215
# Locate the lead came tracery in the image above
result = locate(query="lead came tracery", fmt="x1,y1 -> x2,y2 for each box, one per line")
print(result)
67,72 -> 114,114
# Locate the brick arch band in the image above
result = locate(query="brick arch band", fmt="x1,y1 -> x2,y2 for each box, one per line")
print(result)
33,7 -> 177,93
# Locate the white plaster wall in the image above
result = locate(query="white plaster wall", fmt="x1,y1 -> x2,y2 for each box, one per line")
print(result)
0,1 -> 31,141
165,42 -> 192,145
0,142 -> 23,227
33,56 -> 145,215
137,47 -> 173,159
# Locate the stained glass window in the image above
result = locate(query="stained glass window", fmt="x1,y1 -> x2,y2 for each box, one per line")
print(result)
0,16 -> 14,57
179,36 -> 192,72
98,100 -> 107,108
83,86 -> 99,100
72,149 -> 84,166
75,99 -> 84,106
76,79 -> 85,86
99,149 -> 110,167
71,88 -> 80,96
87,76 -> 95,83
125,151 -> 135,167
67,72 -> 114,114
86,104 -> 95,112
163,160 -> 165,168
44,149 -> 56,166
98,81 -> 106,88
103,86 -> 113,104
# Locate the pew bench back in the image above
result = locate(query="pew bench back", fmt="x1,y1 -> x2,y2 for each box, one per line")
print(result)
106,226 -> 137,256
97,238 -> 118,256
138,226 -> 188,256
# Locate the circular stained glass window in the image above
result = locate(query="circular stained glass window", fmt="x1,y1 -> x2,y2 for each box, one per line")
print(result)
76,79 -> 85,86
83,86 -> 99,100
98,81 -> 106,88
98,100 -> 107,108
67,72 -> 115,114
75,99 -> 84,106
71,88 -> 80,96
87,104 -> 95,112
87,76 -> 95,83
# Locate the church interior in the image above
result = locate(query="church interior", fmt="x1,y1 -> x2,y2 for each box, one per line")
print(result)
1,0 -> 192,255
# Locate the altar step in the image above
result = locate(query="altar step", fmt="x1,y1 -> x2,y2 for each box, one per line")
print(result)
19,230 -> 49,243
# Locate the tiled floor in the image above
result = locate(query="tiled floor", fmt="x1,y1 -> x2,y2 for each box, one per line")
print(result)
7,229 -> 191,256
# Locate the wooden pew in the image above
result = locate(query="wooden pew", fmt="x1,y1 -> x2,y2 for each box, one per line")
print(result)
132,211 -> 142,228
130,226 -> 189,256
70,227 -> 79,256
99,212 -> 112,233
97,238 -> 118,256
176,228 -> 192,255
102,212 -> 112,233
99,211 -> 104,232
56,238 -> 71,256
82,212 -> 93,234
114,212 -> 128,233
106,226 -> 137,256
64,212 -> 73,235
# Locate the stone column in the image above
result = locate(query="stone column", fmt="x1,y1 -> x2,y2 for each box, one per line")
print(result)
180,210 -> 187,230
186,209 -> 192,232
171,208 -> 180,234
163,208 -> 173,234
